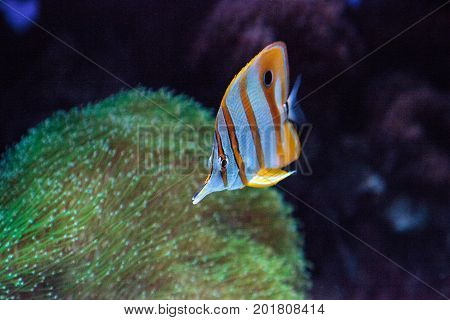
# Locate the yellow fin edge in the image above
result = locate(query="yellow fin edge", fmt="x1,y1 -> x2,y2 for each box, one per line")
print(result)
247,168 -> 294,188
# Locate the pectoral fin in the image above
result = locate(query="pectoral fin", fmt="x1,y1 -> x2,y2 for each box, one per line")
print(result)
247,168 -> 294,188
287,75 -> 306,126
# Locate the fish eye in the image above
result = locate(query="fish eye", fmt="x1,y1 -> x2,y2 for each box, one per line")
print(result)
263,70 -> 273,87
219,155 -> 228,169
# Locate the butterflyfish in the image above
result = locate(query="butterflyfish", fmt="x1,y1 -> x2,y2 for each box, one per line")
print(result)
192,41 -> 306,204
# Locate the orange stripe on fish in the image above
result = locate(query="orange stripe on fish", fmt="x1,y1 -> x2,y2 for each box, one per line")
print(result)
239,75 -> 265,169
214,129 -> 228,187
258,45 -> 287,165
283,121 -> 301,165
220,102 -> 248,185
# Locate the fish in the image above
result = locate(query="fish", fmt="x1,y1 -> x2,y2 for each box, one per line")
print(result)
192,41 -> 306,205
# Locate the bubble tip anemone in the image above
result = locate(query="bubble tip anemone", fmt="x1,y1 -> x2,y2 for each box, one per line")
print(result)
0,88 -> 310,299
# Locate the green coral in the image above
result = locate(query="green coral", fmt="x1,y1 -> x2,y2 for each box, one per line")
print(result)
0,88 -> 309,299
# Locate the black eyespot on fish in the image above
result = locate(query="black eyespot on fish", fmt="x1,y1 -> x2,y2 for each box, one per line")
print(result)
263,70 -> 273,87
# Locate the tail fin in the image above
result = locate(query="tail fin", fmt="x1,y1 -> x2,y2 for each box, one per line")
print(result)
287,75 -> 306,126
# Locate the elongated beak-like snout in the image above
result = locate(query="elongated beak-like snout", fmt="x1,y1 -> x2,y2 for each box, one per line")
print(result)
192,183 -> 212,205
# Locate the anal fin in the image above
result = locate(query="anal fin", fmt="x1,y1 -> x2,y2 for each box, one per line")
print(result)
247,168 -> 294,188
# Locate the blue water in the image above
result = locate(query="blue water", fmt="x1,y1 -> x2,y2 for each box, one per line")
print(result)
0,0 -> 40,34
347,0 -> 361,9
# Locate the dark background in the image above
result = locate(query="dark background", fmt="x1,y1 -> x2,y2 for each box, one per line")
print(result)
1,0 -> 449,299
